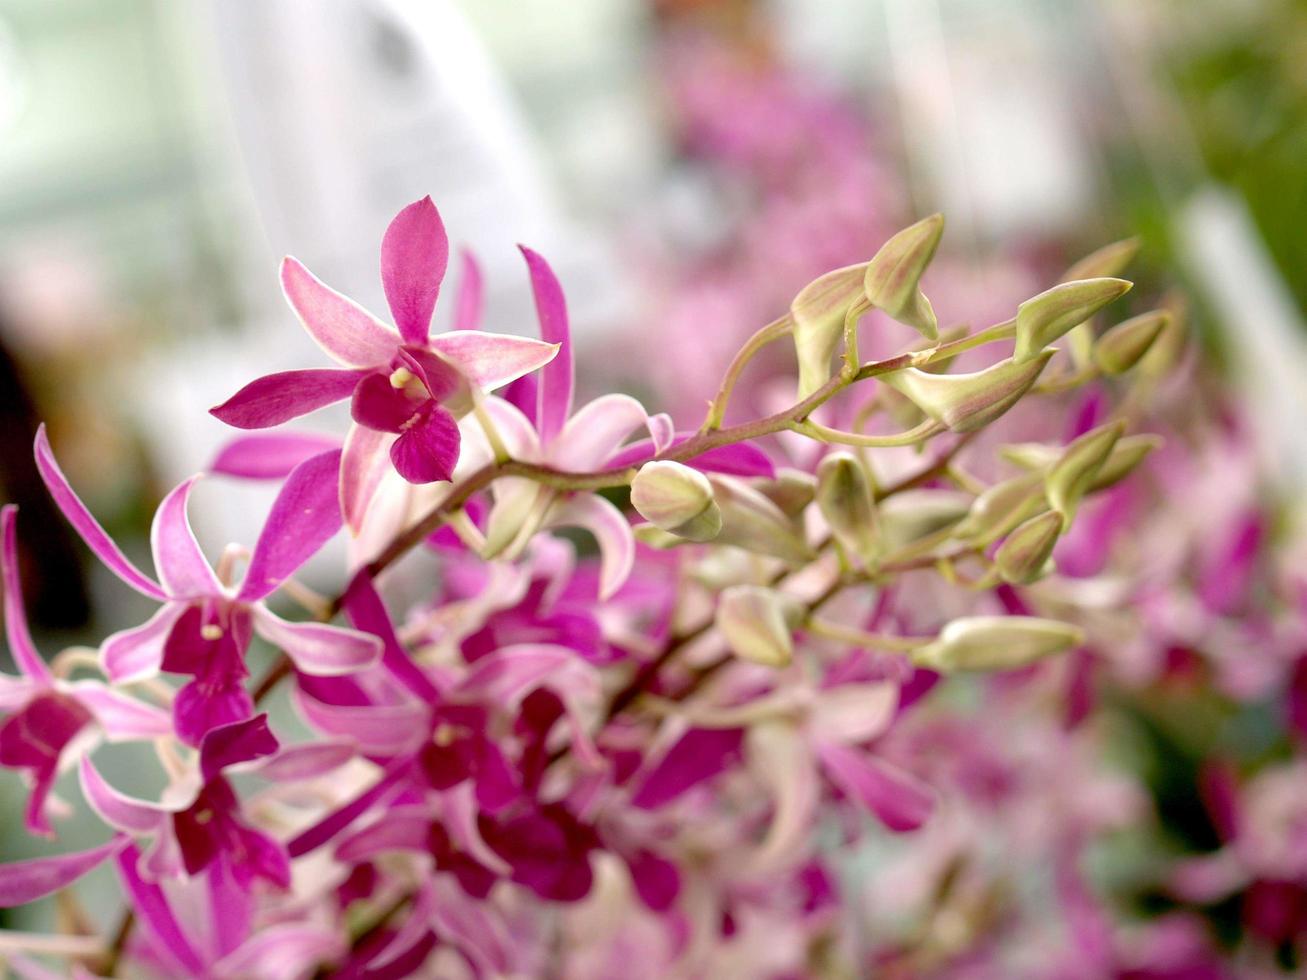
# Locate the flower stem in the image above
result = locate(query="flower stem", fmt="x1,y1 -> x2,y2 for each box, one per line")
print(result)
701,313 -> 794,431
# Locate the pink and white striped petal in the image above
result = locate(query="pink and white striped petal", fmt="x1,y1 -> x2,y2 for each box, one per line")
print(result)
545,494 -> 635,600
427,331 -> 559,392
291,689 -> 428,757
1,507 -> 52,683
214,923 -> 346,980
381,196 -> 448,346
100,602 -> 186,683
551,394 -> 664,471
0,836 -> 126,907
66,681 -> 173,740
251,606 -> 381,677
78,757 -> 172,834
209,368 -> 367,430
249,740 -> 356,782
34,427 -> 166,601
807,683 -> 899,745
281,256 -> 398,367
453,249 -> 484,331
813,740 -> 934,832
150,477 -> 220,600
340,424 -> 392,535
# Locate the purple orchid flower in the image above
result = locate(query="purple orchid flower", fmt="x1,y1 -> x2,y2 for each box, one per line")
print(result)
0,505 -> 172,837
35,427 -> 382,746
209,197 -> 559,519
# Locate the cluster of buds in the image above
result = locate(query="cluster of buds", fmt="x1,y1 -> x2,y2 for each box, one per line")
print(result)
0,197 -> 1187,977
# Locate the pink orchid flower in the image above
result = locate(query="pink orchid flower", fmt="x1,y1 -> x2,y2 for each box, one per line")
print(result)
34,427 -> 382,746
209,197 -> 559,508
0,506 -> 172,837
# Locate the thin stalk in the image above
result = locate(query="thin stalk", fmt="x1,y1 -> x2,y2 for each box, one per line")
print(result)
793,417 -> 944,448
701,314 -> 793,431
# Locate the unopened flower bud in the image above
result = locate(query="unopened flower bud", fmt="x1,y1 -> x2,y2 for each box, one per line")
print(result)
1046,421 -> 1124,519
916,616 -> 1083,672
1063,237 -> 1140,281
1139,292 -> 1187,378
791,264 -> 868,398
998,442 -> 1061,471
1089,433 -> 1162,492
631,461 -> 722,542
755,469 -> 817,520
863,214 -> 944,342
1094,311 -> 1171,374
953,472 -> 1047,546
1013,278 -> 1132,365
994,510 -> 1064,584
815,452 -> 878,563
716,586 -> 801,667
881,351 -> 1054,433
710,476 -> 814,564
880,490 -> 971,552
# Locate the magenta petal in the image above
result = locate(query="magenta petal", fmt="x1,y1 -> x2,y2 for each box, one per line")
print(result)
627,849 -> 681,912
453,249 -> 484,331
215,924 -> 345,980
545,494 -> 634,600
210,369 -> 366,430
150,477 -> 220,600
381,196 -> 448,345
518,246 -> 573,443
340,424 -> 391,534
252,605 -> 382,676
286,758 -> 412,858
350,372 -> 423,433
114,842 -> 206,974
341,572 -> 442,702
33,427 -> 166,600
814,740 -> 934,832
0,836 -> 125,908
334,809 -> 432,862
199,714 -> 279,781
1,507 -> 52,682
250,740 -> 355,782
390,407 -> 460,484
605,436 -> 776,478
210,432 -> 341,480
239,449 -> 343,600
173,679 -> 254,748
281,256 -> 398,368
631,728 -> 745,809
67,680 -> 173,740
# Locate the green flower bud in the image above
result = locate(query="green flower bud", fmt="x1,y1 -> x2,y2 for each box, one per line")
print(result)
1013,278 -> 1132,365
1046,421 -> 1124,519
997,442 -> 1061,471
880,351 -> 1054,433
994,510 -> 1064,584
879,490 -> 971,552
863,214 -> 944,343
1139,292 -> 1187,379
1063,237 -> 1140,281
716,585 -> 801,667
815,452 -> 878,562
710,476 -> 815,564
1089,433 -> 1162,492
916,616 -> 1083,672
754,469 -> 817,520
630,461 -> 722,542
953,471 -> 1047,546
1094,311 -> 1171,374
791,263 -> 868,398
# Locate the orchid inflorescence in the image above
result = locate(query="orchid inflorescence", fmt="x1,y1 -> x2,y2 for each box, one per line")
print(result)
0,196 -> 1181,977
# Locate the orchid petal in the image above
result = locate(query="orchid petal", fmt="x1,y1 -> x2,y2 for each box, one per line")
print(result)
341,572 -> 442,702
381,196 -> 448,345
340,424 -> 391,534
479,397 -> 541,460
453,249 -> 484,331
292,689 -> 428,757
100,602 -> 186,683
648,412 -> 675,453
519,246 -> 573,443
211,432 -> 340,480
334,808 -> 432,862
215,923 -> 346,980
252,605 -> 381,677
66,681 -> 173,739
551,394 -> 659,471
814,740 -> 934,832
0,675 -> 37,713
1,507 -> 51,683
350,373 -> 423,434
199,714 -> 279,780
250,740 -> 355,782
808,683 -> 899,744
239,449 -> 343,600
78,757 -> 170,834
427,331 -> 559,392
114,842 -> 205,975
150,477 -> 219,599
172,680 -> 254,748
209,369 -> 366,430
545,494 -> 634,600
34,427 -> 166,600
456,644 -> 575,705
0,837 -> 125,908
443,783 -> 513,875
286,758 -> 412,857
606,435 -> 776,478
630,727 -> 745,810
281,256 -> 398,367
389,406 -> 460,484
748,722 -> 821,873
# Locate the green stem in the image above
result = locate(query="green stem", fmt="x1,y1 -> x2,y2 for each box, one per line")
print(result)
701,314 -> 794,431
793,417 -> 944,448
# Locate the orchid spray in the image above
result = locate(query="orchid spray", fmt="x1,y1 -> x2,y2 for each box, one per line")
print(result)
0,196 -> 1180,978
